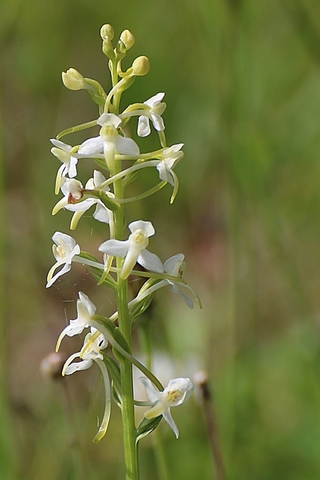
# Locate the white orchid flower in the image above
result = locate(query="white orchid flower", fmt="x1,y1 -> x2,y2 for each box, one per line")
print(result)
140,377 -> 194,438
78,113 -> 139,170
62,327 -> 111,443
52,178 -> 84,217
63,328 -> 108,375
137,93 -> 166,137
64,170 -> 114,230
50,139 -> 79,194
125,253 -> 195,313
156,143 -> 184,185
56,292 -> 96,351
46,232 -> 80,288
99,220 -> 164,279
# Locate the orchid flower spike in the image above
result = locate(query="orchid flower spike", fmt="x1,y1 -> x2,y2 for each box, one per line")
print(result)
56,292 -> 96,351
140,377 -> 194,438
99,220 -> 164,279
46,232 -> 80,288
137,93 -> 166,137
78,113 -> 139,170
50,139 -> 79,194
65,170 -> 114,230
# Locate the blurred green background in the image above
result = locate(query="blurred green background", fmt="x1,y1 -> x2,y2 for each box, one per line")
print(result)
2,0 -> 320,478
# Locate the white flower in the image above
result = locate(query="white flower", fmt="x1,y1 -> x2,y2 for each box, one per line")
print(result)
78,113 -> 139,169
140,377 -> 194,438
99,220 -> 164,279
46,232 -> 80,288
137,93 -> 166,137
156,143 -> 184,185
50,139 -> 79,194
62,326 -> 111,443
56,292 -> 96,351
52,178 -> 84,216
63,328 -> 108,375
65,170 -> 114,228
163,254 -> 194,308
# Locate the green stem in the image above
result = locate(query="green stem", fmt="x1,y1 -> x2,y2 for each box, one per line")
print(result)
112,125 -> 139,479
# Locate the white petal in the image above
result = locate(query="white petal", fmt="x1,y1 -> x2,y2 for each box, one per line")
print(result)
52,231 -> 77,251
144,92 -> 165,107
150,113 -> 165,132
78,136 -> 104,155
138,249 -> 164,273
46,262 -> 71,288
115,135 -> 140,155
156,163 -> 175,186
164,378 -> 194,406
137,116 -> 150,137
78,291 -> 96,317
68,156 -> 78,178
65,358 -> 93,375
162,409 -> 179,438
140,377 -> 162,404
98,113 -> 121,128
65,198 -> 96,212
50,139 -> 72,152
93,203 -> 112,224
164,254 -> 184,276
99,239 -> 130,257
129,220 -> 155,237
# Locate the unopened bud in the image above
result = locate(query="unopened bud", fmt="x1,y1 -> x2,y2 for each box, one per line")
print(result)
40,352 -> 66,380
132,56 -> 150,76
62,68 -> 86,90
100,23 -> 114,40
120,30 -> 135,50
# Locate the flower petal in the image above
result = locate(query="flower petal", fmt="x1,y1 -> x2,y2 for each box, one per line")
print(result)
99,239 -> 130,257
78,136 -> 104,155
138,249 -> 164,273
115,135 -> 140,155
137,116 -> 150,137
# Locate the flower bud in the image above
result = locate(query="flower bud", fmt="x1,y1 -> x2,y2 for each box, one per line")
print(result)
120,30 -> 135,50
100,23 -> 114,40
132,56 -> 150,76
40,352 -> 66,380
62,68 -> 86,90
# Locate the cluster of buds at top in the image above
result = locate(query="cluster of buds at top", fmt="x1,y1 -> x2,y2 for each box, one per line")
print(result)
47,24 -> 200,443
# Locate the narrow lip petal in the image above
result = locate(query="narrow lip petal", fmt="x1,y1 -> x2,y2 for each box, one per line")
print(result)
162,409 -> 179,438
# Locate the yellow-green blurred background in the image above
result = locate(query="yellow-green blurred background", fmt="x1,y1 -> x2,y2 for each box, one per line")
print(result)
2,0 -> 320,479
